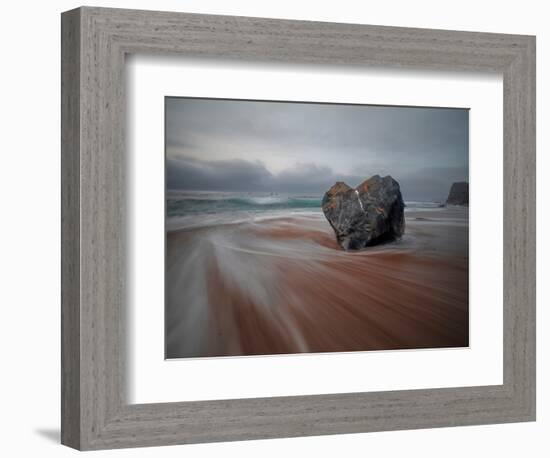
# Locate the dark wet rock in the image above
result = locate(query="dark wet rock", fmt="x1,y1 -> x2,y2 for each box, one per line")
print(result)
446,182 -> 469,206
321,175 -> 405,250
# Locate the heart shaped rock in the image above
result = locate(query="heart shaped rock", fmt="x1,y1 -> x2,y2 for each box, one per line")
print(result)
321,175 -> 405,250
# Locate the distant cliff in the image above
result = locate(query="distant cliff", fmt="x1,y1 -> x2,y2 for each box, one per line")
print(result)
446,182 -> 469,206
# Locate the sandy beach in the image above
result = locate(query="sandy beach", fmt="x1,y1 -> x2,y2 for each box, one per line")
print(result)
165,206 -> 469,358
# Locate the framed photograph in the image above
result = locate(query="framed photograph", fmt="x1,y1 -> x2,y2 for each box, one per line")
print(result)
61,6 -> 535,450
163,98 -> 470,359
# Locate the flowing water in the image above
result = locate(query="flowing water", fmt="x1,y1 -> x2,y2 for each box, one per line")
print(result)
165,192 -> 469,359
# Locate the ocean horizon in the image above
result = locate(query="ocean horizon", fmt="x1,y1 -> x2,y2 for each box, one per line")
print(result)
166,190 -> 445,231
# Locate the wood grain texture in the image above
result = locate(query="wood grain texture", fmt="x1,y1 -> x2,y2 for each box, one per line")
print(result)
60,6 -> 536,450
60,7 -> 81,450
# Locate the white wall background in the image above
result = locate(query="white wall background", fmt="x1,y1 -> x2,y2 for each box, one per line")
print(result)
0,1 -> 546,456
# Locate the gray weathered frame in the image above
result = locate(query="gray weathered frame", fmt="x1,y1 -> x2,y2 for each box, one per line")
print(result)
61,6 -> 536,451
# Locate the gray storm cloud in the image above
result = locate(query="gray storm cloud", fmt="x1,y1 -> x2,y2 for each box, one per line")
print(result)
166,97 -> 468,202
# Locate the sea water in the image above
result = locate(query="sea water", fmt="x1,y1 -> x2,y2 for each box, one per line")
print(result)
166,190 -> 444,231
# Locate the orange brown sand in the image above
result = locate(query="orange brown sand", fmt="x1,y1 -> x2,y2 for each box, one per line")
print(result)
165,208 -> 469,358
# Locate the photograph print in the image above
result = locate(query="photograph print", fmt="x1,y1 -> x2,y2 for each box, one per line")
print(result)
165,97 -> 469,359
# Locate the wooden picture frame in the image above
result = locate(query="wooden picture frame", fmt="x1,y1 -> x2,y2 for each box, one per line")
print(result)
61,6 -> 536,450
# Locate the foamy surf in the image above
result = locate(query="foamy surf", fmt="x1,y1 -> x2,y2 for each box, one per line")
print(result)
166,191 -> 446,232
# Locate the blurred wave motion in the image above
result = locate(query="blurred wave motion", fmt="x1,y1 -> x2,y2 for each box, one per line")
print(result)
165,193 -> 468,359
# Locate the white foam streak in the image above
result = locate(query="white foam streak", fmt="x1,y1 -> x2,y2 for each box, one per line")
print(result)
354,189 -> 365,212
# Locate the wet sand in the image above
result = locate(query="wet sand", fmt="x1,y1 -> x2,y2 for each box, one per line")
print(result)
166,207 -> 469,358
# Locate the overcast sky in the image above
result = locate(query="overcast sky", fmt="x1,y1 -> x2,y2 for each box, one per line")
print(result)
166,97 -> 468,202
